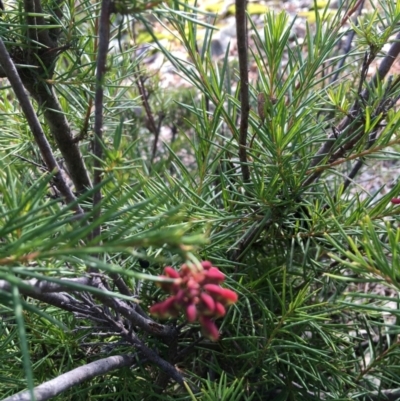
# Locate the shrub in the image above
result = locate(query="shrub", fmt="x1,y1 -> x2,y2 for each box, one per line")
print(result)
1,0 -> 400,400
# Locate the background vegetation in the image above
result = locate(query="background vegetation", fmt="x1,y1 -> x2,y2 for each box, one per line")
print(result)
1,0 -> 400,400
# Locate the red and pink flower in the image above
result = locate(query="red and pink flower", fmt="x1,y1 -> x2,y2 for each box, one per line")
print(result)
149,261 -> 238,341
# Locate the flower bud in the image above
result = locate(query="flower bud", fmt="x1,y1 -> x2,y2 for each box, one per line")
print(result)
186,304 -> 197,322
204,267 -> 225,283
164,266 -> 180,278
200,292 -> 216,314
150,296 -> 178,318
201,261 -> 213,270
214,302 -> 226,317
199,316 -> 220,341
204,284 -> 238,305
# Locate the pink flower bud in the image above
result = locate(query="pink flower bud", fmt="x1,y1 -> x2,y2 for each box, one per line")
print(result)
164,266 -> 180,278
150,296 -> 178,318
186,304 -> 197,322
214,302 -> 226,317
200,292 -> 216,313
187,278 -> 200,290
199,316 -> 220,341
204,267 -> 225,283
151,261 -> 238,339
203,284 -> 238,305
201,261 -> 213,270
174,289 -> 186,303
180,264 -> 190,274
391,198 -> 400,204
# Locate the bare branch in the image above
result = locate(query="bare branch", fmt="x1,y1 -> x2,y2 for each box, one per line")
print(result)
0,276 -> 187,393
0,275 -> 174,339
110,273 -> 133,297
2,354 -> 137,401
133,69 -> 161,165
23,0 -> 54,49
88,0 -> 133,296
91,0 -> 112,240
235,0 -> 250,183
93,279 -> 177,339
25,86 -> 93,194
0,277 -> 92,294
110,317 -> 185,386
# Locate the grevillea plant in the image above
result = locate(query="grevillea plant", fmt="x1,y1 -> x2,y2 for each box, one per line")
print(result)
150,261 -> 238,341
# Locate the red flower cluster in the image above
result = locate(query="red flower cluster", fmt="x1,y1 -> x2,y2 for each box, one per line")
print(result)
149,261 -> 238,341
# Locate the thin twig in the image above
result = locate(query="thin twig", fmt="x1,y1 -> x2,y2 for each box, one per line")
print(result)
235,0 -> 250,183
89,0 -> 133,296
133,68 -> 160,165
73,97 -> 93,143
228,214 -> 273,262
115,320 -> 185,386
0,275 -> 174,339
92,0 -> 112,240
0,277 -> 92,294
94,279 -> 176,339
340,0 -> 365,27
27,86 -> 93,193
305,134 -> 400,177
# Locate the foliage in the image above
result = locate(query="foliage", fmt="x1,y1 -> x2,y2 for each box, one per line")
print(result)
1,0 -> 400,400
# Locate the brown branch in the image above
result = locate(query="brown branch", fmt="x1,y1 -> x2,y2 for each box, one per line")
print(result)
91,0 -> 112,240
93,279 -> 176,340
112,318 -> 185,386
134,69 -> 160,165
88,0 -> 132,296
303,134 -> 400,177
235,0 -> 250,183
23,0 -> 54,50
340,0 -> 364,27
29,87 -> 93,193
110,273 -> 133,297
23,0 -> 38,45
16,0 -> 93,193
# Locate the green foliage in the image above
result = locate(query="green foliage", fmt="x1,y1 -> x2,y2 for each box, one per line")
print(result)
2,0 -> 400,400
198,373 -> 254,401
